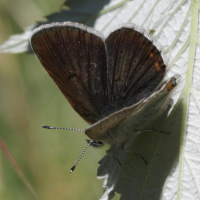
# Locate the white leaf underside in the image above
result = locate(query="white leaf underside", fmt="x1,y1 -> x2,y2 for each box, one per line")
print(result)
94,0 -> 200,199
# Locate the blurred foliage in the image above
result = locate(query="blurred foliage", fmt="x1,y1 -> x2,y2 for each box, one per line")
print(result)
0,0 -> 112,199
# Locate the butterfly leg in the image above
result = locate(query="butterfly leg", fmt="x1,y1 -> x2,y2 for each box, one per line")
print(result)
121,143 -> 147,165
106,145 -> 122,165
134,129 -> 170,135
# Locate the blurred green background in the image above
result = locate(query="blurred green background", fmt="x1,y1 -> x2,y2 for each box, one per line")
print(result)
0,0 -> 114,199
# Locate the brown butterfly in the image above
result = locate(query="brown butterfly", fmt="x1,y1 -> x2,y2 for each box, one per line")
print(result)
30,22 -> 177,171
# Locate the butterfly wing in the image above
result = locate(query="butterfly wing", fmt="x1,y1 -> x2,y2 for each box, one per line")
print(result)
31,23 -> 166,125
105,25 -> 166,114
31,22 -> 108,124
85,77 -> 177,144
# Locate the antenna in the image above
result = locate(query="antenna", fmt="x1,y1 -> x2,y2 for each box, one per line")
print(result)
42,125 -> 84,132
70,140 -> 93,173
42,125 -> 94,173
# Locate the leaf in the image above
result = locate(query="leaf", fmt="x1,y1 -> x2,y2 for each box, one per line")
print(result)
0,0 -> 111,53
93,0 -> 200,199
0,25 -> 35,53
98,99 -> 183,200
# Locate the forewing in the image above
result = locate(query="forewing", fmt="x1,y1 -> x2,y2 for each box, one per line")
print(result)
105,25 -> 166,113
31,22 -> 108,124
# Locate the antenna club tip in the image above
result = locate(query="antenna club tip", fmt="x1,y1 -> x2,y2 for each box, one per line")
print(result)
70,165 -> 76,173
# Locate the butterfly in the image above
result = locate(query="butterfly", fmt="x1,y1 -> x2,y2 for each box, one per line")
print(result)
30,22 -> 177,170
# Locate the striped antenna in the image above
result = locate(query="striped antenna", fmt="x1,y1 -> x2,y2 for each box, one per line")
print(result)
42,125 -> 92,172
70,140 -> 93,173
42,125 -> 85,132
